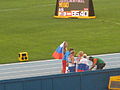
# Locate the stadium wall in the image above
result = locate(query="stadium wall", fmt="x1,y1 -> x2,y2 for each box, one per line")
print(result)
0,68 -> 120,90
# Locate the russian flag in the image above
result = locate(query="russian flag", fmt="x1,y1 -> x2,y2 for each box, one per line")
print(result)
52,42 -> 65,59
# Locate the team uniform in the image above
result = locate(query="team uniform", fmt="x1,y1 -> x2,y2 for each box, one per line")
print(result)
76,57 -> 89,72
62,51 -> 70,73
67,54 -> 75,73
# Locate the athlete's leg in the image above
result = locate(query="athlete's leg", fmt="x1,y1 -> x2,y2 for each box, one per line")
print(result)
62,60 -> 67,73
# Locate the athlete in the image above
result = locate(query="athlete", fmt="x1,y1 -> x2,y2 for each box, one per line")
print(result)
67,51 -> 75,73
89,56 -> 106,70
76,54 -> 89,72
76,51 -> 84,60
62,48 -> 74,73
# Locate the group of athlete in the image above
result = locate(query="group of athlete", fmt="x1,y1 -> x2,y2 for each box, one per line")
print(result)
62,42 -> 106,73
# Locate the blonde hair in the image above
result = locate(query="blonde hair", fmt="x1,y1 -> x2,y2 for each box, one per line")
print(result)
83,54 -> 87,56
76,51 -> 84,56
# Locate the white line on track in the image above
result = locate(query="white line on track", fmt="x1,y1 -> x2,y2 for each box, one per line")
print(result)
1,61 -> 54,66
0,53 -> 119,80
106,61 -> 120,63
0,59 -> 60,66
93,53 -> 120,57
0,63 -> 61,71
0,71 -> 60,80
0,67 -> 60,75
0,53 -> 119,66
0,53 -> 119,71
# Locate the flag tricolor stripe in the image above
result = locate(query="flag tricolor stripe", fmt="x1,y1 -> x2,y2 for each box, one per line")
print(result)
52,42 -> 65,59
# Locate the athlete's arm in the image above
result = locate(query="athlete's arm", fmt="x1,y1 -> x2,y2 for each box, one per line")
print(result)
71,56 -> 74,64
90,58 -> 97,70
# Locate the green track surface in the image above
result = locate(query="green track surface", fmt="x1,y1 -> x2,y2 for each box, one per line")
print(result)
0,0 -> 119,63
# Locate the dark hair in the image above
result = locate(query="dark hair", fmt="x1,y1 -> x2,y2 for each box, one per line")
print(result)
83,56 -> 87,58
69,48 -> 74,52
70,51 -> 75,54
89,56 -> 93,60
